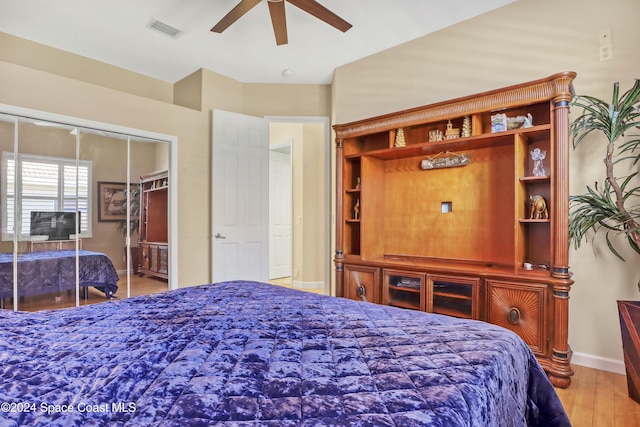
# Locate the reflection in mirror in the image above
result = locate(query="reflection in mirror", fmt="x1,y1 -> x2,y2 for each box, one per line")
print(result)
13,117 -> 81,310
129,136 -> 169,297
0,113 -> 16,310
0,115 -> 170,311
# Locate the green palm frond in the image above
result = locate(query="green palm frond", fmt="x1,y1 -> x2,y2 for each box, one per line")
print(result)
569,79 -> 640,264
570,79 -> 640,147
569,180 -> 640,261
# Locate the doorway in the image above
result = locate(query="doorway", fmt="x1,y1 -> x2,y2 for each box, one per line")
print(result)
267,118 -> 330,294
269,140 -> 292,281
211,112 -> 330,293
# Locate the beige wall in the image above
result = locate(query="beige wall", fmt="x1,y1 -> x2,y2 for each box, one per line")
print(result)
332,0 -> 640,369
0,32 -> 331,290
0,32 -> 173,103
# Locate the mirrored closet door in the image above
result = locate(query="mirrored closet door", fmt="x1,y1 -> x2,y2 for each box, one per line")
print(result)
0,112 -> 171,311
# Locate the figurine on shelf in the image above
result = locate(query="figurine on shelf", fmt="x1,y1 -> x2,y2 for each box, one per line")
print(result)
529,195 -> 548,219
394,128 -> 406,147
444,120 -> 460,140
353,199 -> 360,220
507,113 -> 534,130
461,115 -> 472,137
491,113 -> 507,133
355,177 -> 361,190
429,129 -> 443,142
531,148 -> 546,176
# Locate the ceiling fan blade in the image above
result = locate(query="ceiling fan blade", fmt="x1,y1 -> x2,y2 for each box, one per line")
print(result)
286,0 -> 352,32
211,0 -> 262,33
267,0 -> 288,45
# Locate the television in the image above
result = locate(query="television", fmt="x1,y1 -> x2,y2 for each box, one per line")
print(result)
30,211 -> 81,241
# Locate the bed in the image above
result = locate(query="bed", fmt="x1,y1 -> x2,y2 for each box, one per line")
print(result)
0,250 -> 119,302
0,281 -> 569,426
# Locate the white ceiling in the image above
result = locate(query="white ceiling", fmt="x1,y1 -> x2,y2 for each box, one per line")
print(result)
0,0 -> 516,84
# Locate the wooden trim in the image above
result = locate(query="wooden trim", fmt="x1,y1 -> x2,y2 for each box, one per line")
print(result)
334,72 -> 576,138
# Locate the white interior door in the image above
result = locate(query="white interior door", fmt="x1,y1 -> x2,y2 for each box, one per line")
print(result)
211,110 -> 269,283
269,145 -> 292,279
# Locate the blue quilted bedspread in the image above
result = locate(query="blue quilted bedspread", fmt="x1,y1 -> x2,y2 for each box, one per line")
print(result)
0,250 -> 119,299
0,281 -> 569,426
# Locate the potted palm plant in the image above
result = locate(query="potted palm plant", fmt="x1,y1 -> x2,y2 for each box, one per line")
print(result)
569,79 -> 640,402
116,185 -> 141,274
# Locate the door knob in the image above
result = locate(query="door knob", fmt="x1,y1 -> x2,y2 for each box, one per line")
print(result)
214,233 -> 226,239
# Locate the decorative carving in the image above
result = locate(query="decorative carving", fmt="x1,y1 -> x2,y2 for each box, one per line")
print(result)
529,195 -> 548,219
333,72 -> 576,139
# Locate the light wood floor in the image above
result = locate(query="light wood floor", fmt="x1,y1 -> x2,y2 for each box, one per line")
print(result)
6,277 -> 640,424
269,276 -> 325,295
556,365 -> 640,426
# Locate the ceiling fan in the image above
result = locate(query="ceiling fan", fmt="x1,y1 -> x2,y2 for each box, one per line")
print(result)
211,0 -> 352,46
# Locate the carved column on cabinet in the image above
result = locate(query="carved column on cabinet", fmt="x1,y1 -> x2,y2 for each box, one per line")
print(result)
552,88 -> 573,279
548,91 -> 575,388
335,138 -> 345,297
549,280 -> 574,388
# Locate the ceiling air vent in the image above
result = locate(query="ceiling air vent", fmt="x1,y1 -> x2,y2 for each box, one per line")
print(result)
147,18 -> 183,39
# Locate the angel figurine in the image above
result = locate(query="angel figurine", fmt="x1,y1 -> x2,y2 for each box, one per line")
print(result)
531,148 -> 546,177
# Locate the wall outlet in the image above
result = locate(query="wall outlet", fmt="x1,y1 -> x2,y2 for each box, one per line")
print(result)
599,44 -> 613,61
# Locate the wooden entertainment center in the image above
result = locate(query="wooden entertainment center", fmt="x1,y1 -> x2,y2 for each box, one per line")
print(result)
333,72 -> 576,387
138,170 -> 168,280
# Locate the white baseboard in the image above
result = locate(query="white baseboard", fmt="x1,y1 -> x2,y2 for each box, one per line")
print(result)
292,280 -> 324,290
572,351 -> 626,375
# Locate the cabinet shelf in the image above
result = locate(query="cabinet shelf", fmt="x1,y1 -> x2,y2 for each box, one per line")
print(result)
520,175 -> 550,183
389,284 -> 420,294
433,291 -> 472,300
519,219 -> 550,223
345,124 -> 550,161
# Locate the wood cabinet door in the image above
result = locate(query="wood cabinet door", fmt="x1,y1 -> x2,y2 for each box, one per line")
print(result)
158,246 -> 168,275
139,244 -> 150,270
344,265 -> 380,304
486,280 -> 547,355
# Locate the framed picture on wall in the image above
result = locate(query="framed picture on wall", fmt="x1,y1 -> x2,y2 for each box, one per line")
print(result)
97,181 -> 138,222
